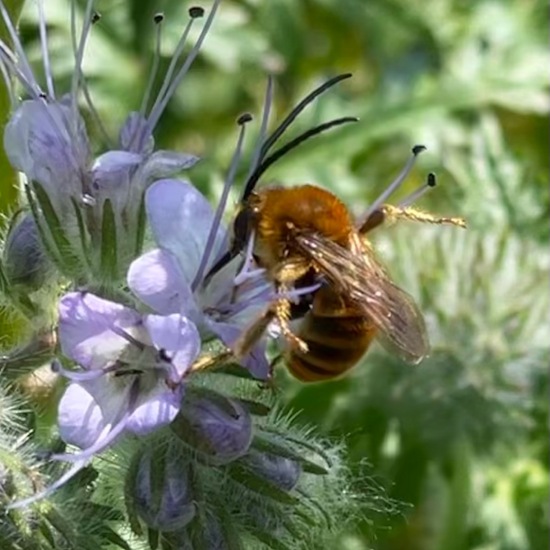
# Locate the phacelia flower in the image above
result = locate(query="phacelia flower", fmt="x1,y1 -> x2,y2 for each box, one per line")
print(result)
8,291 -> 200,508
0,0 -> 219,284
128,178 -> 272,379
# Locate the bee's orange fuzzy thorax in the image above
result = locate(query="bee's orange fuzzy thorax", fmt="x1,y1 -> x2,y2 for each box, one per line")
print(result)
254,185 -> 353,254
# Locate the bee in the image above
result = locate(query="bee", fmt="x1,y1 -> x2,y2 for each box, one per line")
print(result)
206,74 -> 465,381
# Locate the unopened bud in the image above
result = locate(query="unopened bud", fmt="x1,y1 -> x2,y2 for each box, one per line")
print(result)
3,211 -> 50,290
172,392 -> 252,465
243,450 -> 301,491
132,446 -> 196,531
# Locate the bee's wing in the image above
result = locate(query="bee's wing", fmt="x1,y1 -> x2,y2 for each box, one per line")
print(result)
295,233 -> 429,363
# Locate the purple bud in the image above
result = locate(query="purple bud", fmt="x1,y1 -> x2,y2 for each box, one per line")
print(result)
132,447 -> 196,531
172,393 -> 252,465
3,212 -> 50,290
243,450 -> 302,491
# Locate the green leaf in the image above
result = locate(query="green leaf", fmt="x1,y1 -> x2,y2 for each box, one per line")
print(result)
248,526 -> 293,550
100,199 -> 118,282
30,182 -> 81,275
99,527 -> 133,550
134,192 -> 147,257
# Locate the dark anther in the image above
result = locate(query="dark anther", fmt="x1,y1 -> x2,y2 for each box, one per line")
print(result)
189,6 -> 205,18
237,112 -> 253,125
158,348 -> 172,362
153,12 -> 164,24
91,12 -> 101,24
39,92 -> 47,99
412,144 -> 427,155
427,172 -> 437,187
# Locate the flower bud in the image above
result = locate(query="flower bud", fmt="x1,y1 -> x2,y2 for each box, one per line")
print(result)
171,392 -> 252,465
3,211 -> 50,290
243,450 -> 302,491
131,446 -> 196,531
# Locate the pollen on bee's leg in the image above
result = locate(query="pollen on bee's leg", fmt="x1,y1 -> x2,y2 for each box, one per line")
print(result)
381,204 -> 467,228
275,296 -> 308,353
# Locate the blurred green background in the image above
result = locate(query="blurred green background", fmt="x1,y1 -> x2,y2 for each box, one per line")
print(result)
2,0 -> 549,548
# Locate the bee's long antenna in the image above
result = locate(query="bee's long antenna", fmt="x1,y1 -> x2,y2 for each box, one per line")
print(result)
241,72 -> 353,201
243,116 -> 358,200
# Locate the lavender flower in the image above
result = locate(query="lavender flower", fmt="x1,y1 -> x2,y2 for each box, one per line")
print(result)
8,291 -> 200,509
0,0 -> 218,284
128,178 -> 272,379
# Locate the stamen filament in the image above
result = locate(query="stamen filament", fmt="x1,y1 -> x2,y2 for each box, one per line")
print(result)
0,1 -> 41,97
0,55 -> 16,107
399,172 -> 437,207
37,0 -> 55,99
70,0 -> 95,129
241,76 -> 274,200
192,114 -> 251,291
146,0 -> 221,133
140,13 -> 164,115
147,16 -> 195,119
361,145 -> 427,222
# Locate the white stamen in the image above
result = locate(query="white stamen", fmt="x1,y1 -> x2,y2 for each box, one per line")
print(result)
51,359 -> 120,381
0,55 -> 16,107
37,0 -> 55,99
0,1 -> 41,97
361,145 -> 427,222
147,16 -> 195,118
241,76 -> 274,200
398,172 -> 436,207
234,230 -> 266,286
0,42 -> 39,97
276,283 -> 321,303
70,0 -> 95,130
146,0 -> 221,133
192,114 -> 251,291
140,13 -> 165,115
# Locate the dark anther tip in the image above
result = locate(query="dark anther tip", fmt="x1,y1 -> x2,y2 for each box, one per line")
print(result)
237,112 -> 253,125
412,144 -> 427,155
427,172 -> 437,187
91,11 -> 101,24
153,12 -> 164,23
189,6 -> 205,18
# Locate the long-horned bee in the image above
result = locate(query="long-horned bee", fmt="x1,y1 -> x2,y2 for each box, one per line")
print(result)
207,74 -> 465,381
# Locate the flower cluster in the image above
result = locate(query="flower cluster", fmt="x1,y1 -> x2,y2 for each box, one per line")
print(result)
0,0 -> 369,547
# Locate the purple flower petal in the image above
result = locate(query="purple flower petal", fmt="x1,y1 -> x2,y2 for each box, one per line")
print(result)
143,314 -> 200,377
146,179 -> 228,284
58,292 -> 142,370
57,377 -> 132,449
139,150 -> 200,181
208,321 -> 270,380
119,111 -> 153,154
126,385 -> 182,435
128,249 -> 198,317
3,99 -> 89,202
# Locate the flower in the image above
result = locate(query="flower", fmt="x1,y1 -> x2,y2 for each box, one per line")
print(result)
0,0 -> 217,283
128,178 -> 272,379
7,291 -> 200,509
